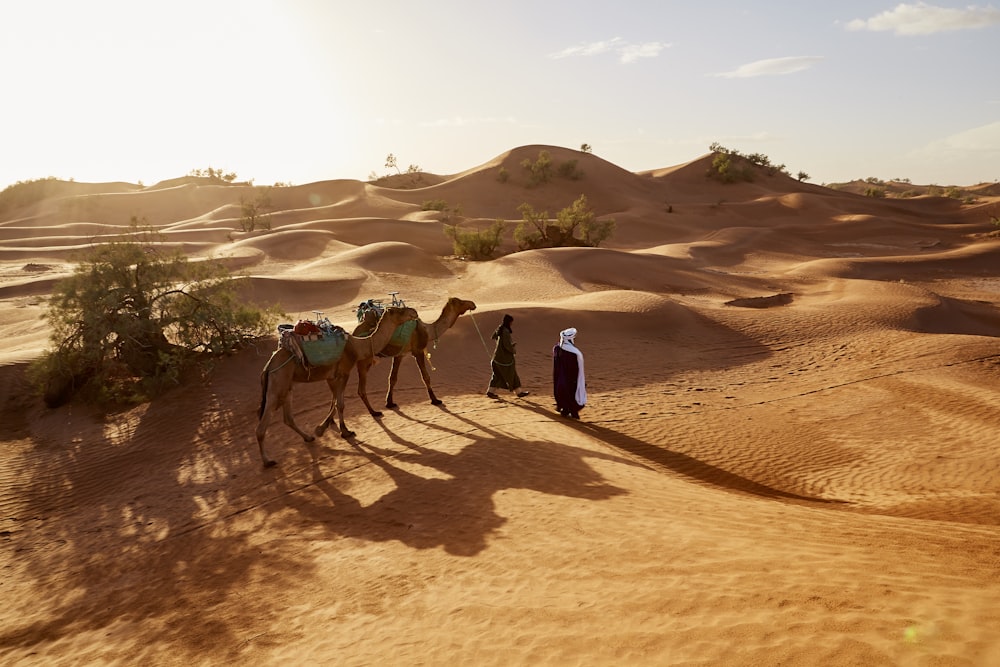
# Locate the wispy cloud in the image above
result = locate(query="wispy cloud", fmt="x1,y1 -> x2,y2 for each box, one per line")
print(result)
714,56 -> 823,78
915,120 -> 1000,154
549,38 -> 670,64
846,2 -> 1000,35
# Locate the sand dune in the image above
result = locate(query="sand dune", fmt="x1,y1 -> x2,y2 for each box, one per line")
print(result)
2,145 -> 999,666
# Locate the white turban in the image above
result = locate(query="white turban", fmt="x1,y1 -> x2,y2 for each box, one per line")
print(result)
557,327 -> 586,406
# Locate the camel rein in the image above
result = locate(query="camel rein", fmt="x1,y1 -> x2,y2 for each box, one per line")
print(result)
467,312 -> 493,360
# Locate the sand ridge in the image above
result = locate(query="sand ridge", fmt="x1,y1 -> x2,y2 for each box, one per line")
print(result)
1,145 -> 999,665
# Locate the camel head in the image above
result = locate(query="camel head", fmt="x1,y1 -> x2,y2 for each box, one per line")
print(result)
448,297 -> 477,316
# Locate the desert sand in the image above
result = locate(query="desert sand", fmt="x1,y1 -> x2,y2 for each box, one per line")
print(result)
1,145 -> 999,666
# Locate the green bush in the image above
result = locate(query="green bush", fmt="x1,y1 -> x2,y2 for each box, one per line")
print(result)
864,187 -> 886,198
421,199 -> 449,211
33,222 -> 279,406
514,195 -> 614,250
443,219 -> 506,260
520,150 -> 553,187
497,167 -> 509,183
557,159 -> 584,180
709,153 -> 754,183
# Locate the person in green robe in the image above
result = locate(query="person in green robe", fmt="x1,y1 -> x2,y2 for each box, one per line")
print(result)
486,314 -> 530,399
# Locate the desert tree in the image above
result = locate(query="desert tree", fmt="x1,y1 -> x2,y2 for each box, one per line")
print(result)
33,220 -> 279,406
239,187 -> 273,232
443,219 -> 506,260
514,195 -> 614,250
385,153 -> 400,174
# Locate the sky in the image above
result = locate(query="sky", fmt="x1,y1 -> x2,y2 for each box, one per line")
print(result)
2,1 -> 999,191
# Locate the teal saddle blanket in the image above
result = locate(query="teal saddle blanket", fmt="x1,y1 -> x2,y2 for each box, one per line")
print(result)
355,300 -> 418,350
277,322 -> 348,366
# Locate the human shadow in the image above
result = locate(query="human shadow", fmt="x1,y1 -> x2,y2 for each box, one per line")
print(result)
511,399 -> 843,505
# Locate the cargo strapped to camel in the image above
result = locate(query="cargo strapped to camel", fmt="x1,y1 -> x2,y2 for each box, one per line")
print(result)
276,312 -> 347,367
354,292 -> 417,354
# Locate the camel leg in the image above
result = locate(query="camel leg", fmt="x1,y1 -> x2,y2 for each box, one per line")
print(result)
356,358 -> 383,418
314,379 -> 338,437
384,355 -> 404,409
256,369 -> 313,468
412,351 -> 443,406
333,372 -> 355,438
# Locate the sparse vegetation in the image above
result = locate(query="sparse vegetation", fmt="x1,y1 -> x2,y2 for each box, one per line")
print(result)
422,199 -> 462,221
31,220 -> 278,407
514,195 -> 614,250
239,188 -> 273,232
521,150 -> 554,187
443,219 -> 506,260
797,171 -> 810,182
520,149 -> 586,186
497,166 -> 510,183
557,159 -> 584,180
0,176 -> 69,215
188,167 -> 237,183
864,187 -> 886,198
580,143 -> 593,153
709,152 -> 754,183
708,143 -> 790,183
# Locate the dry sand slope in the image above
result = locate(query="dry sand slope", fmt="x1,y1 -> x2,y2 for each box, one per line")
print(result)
1,146 -> 999,666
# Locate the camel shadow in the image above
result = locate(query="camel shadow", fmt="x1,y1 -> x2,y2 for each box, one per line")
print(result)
270,404 -> 639,557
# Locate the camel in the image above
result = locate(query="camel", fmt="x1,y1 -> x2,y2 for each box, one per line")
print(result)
352,296 -> 477,416
255,305 -> 419,467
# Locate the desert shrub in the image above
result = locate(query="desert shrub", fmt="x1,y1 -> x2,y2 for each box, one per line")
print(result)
32,222 -> 278,407
239,188 -> 273,232
497,166 -> 509,183
188,167 -> 237,182
708,143 -> 791,181
423,199 -> 462,221
580,143 -> 592,153
709,152 -> 754,183
514,195 -> 614,250
421,199 -> 448,211
864,187 -> 886,198
0,176 -> 66,215
797,171 -> 810,182
557,159 -> 584,180
443,219 -> 506,260
520,150 -> 553,187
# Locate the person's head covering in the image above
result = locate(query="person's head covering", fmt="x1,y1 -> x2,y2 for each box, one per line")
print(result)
502,314 -> 514,326
559,327 -> 577,347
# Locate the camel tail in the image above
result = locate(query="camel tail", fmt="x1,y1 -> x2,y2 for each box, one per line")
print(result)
258,366 -> 270,419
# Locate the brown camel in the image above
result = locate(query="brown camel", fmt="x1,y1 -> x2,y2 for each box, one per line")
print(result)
352,296 -> 477,416
255,305 -> 419,467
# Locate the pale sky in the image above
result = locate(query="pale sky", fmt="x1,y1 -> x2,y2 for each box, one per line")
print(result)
2,1 -> 999,191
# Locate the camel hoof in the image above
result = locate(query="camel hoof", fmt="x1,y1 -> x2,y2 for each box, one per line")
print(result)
385,402 -> 398,409
340,430 -> 356,439
305,434 -> 316,442
371,411 -> 383,419
431,398 -> 443,406
263,459 -> 277,468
